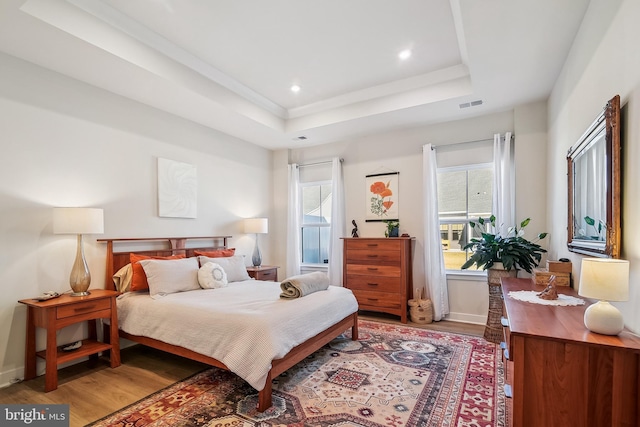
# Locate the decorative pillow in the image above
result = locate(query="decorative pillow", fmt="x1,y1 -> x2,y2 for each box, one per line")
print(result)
198,255 -> 251,283
112,263 -> 132,293
130,253 -> 185,291
198,262 -> 228,289
194,248 -> 236,258
139,257 -> 200,299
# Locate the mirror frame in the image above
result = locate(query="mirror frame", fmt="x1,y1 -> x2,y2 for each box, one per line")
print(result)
567,95 -> 621,258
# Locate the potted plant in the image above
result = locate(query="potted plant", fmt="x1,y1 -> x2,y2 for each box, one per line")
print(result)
383,220 -> 400,237
461,215 -> 548,273
461,215 -> 547,343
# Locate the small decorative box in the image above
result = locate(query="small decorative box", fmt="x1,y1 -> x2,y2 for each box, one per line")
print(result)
547,260 -> 573,274
533,268 -> 571,287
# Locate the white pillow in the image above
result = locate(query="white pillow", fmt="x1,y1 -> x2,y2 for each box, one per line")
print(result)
198,262 -> 228,289
140,257 -> 200,299
198,255 -> 250,283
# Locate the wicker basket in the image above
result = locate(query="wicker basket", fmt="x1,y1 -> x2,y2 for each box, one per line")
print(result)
484,264 -> 517,343
408,288 -> 433,324
409,302 -> 433,324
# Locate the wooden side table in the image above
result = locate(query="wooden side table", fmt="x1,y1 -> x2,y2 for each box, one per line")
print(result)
18,289 -> 121,391
246,265 -> 279,281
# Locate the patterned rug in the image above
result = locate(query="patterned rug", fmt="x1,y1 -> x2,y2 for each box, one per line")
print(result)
88,320 -> 504,427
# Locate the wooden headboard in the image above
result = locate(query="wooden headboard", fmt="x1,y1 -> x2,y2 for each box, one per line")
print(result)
98,236 -> 231,291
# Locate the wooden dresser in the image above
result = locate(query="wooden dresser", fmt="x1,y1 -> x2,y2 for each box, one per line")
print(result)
342,237 -> 413,323
501,278 -> 640,427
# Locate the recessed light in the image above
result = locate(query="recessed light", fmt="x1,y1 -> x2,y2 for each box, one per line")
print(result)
291,84 -> 301,93
398,49 -> 412,60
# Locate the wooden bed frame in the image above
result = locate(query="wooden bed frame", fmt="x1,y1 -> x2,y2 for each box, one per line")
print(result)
98,236 -> 359,412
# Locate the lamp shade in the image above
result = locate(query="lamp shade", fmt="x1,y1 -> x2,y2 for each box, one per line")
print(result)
244,218 -> 268,234
53,207 -> 104,235
578,258 -> 629,301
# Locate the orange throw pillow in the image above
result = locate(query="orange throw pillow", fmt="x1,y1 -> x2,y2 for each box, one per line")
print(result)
130,253 -> 185,291
193,248 -> 236,258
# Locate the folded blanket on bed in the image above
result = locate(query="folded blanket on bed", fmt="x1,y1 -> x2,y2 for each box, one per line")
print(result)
280,272 -> 331,299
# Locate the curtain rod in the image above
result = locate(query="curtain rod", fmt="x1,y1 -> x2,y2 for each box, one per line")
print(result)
297,158 -> 343,168
430,134 -> 514,150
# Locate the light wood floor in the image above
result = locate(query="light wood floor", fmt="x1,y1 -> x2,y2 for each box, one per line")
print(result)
0,314 -> 484,426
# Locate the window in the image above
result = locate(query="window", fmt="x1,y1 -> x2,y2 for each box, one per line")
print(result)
300,181 -> 332,265
437,164 -> 493,270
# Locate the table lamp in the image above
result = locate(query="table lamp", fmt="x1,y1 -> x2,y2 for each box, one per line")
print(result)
578,258 -> 629,335
53,207 -> 104,296
244,218 -> 268,266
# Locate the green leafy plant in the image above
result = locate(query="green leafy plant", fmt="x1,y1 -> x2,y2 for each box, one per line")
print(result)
584,215 -> 606,240
383,220 -> 399,237
461,215 -> 548,273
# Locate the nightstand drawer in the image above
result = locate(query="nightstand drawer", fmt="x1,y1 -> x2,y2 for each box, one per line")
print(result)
246,266 -> 279,282
57,299 -> 110,319
255,269 -> 277,281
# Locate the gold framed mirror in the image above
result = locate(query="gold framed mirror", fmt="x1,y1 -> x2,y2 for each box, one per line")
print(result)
567,95 -> 621,258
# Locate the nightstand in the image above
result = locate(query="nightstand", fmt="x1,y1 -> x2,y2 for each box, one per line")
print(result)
18,289 -> 121,391
246,265 -> 279,281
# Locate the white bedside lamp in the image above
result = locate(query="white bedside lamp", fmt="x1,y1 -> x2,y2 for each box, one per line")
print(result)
244,218 -> 268,267
578,258 -> 629,335
53,207 -> 104,296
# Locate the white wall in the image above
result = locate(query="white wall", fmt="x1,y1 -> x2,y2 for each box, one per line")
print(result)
0,53 -> 273,386
286,104 -> 548,324
548,0 -> 640,333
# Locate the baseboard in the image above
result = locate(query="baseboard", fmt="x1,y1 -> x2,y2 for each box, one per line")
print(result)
0,367 -> 25,389
444,312 -> 487,325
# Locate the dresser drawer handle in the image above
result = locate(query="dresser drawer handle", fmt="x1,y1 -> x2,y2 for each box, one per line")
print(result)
366,244 -> 378,247
367,283 -> 379,287
367,298 -> 379,302
366,255 -> 379,258
73,305 -> 97,312
367,267 -> 378,271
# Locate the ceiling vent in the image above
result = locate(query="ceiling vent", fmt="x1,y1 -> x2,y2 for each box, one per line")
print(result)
459,100 -> 483,109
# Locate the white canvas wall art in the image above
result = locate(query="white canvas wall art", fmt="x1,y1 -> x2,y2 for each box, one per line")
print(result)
158,157 -> 197,218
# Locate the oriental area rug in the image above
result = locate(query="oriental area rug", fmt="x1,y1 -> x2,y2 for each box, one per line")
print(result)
88,320 -> 505,427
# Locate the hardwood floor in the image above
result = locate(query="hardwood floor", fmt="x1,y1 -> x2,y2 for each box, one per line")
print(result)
0,314 -> 484,426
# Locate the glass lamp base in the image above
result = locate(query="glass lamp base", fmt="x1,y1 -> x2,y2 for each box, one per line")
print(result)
70,291 -> 91,297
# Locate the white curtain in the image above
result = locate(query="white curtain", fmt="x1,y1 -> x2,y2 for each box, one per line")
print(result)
493,132 -> 515,234
286,164 -> 301,277
328,158 -> 345,286
422,144 -> 449,321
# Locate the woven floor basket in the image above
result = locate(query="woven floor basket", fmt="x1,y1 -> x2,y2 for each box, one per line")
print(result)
408,299 -> 433,324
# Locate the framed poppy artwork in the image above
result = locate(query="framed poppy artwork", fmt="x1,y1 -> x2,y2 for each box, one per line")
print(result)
365,172 -> 399,221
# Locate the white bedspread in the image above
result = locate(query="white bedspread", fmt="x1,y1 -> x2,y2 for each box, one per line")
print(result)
116,280 -> 358,391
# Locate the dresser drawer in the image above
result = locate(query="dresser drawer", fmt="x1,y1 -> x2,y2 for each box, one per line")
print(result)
345,239 -> 402,251
345,249 -> 401,264
57,299 -> 110,319
352,290 -> 403,310
346,264 -> 400,277
345,275 -> 401,292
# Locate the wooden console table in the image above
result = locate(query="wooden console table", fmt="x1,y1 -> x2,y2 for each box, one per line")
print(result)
500,278 -> 640,426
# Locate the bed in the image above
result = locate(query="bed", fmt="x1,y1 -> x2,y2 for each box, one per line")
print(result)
99,236 -> 359,412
